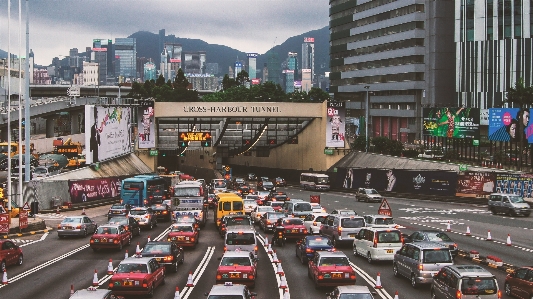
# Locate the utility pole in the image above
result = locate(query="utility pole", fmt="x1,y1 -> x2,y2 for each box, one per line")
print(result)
364,85 -> 370,152
24,0 -> 30,183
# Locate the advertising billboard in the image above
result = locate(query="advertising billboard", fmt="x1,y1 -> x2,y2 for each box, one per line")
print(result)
488,108 -> 532,142
423,107 -> 480,139
326,101 -> 346,148
138,100 -> 155,149
495,173 -> 533,198
69,177 -> 121,203
304,37 -> 315,43
456,171 -> 496,198
85,105 -> 132,164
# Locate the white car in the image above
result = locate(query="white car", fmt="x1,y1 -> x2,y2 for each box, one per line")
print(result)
256,191 -> 270,204
418,149 -> 444,160
353,227 -> 403,263
310,203 -> 326,213
303,212 -> 329,234
243,199 -> 258,215
251,206 -> 274,224
363,214 -> 397,229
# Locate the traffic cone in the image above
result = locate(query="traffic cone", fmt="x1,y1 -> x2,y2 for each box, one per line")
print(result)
2,269 -> 7,285
264,236 -> 269,248
446,221 -> 451,232
92,269 -> 98,286
375,272 -> 382,289
135,242 -> 141,256
174,286 -> 181,299
70,284 -> 75,295
124,250 -> 129,259
276,262 -> 284,275
186,271 -> 194,287
466,226 -> 471,236
267,243 -> 273,254
393,291 -> 399,299
279,275 -> 288,289
506,234 -> 512,246
283,288 -> 290,299
81,208 -> 86,215
486,230 -> 492,241
272,250 -> 279,263
147,235 -> 151,242
107,259 -> 114,275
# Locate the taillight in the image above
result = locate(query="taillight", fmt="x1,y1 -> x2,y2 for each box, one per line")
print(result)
456,290 -> 462,299
373,237 -> 378,248
313,222 -> 317,226
350,274 -> 356,279
167,237 -> 171,241
109,282 -> 113,288
57,224 -> 61,229
318,273 -> 324,280
248,274 -> 254,280
164,255 -> 173,261
303,229 -> 308,234
254,246 -> 258,252
306,248 -> 314,253
223,246 -> 227,251
338,226 -> 342,233
266,220 -> 271,225
90,239 -> 94,243
142,280 -> 148,288
497,290 -> 502,298
76,225 -> 82,229
216,273 -> 222,280
418,264 -> 423,271
190,237 -> 195,242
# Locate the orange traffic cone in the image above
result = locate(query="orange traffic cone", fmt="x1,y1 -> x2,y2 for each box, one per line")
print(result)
135,242 -> 141,256
375,272 -> 382,289
393,291 -> 399,299
486,230 -> 492,241
465,226 -> 471,236
107,259 -> 114,275
92,269 -> 98,286
70,284 -> 75,295
124,250 -> 129,259
272,250 -> 279,263
2,269 -> 7,285
276,263 -> 284,275
186,271 -> 194,287
446,221 -> 451,232
174,286 -> 181,299
506,234 -> 512,246
81,208 -> 86,215
279,275 -> 288,289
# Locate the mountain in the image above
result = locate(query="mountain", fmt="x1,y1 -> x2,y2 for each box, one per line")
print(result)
130,25 -> 330,77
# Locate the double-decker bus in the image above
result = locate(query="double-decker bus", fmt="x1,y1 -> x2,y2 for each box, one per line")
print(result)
120,175 -> 168,207
299,173 -> 330,191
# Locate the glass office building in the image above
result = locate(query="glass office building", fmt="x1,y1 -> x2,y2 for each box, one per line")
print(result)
115,38 -> 137,80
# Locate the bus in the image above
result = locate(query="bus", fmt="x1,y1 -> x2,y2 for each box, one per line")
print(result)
120,175 -> 169,207
171,180 -> 207,227
300,173 -> 330,191
214,192 -> 244,228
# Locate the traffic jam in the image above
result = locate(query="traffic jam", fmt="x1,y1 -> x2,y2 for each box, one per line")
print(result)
1,171 -> 532,299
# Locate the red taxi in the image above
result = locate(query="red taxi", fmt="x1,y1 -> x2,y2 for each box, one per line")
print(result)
0,239 -> 23,271
108,257 -> 165,297
216,250 -> 258,288
90,225 -> 132,252
308,251 -> 356,288
275,217 -> 308,240
167,224 -> 199,248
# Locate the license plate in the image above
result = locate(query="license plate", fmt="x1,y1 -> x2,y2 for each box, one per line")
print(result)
386,249 -> 394,254
230,273 -> 240,278
178,236 -> 185,240
113,211 -> 120,213
349,234 -> 356,238
332,273 -> 342,278
299,215 -> 306,218
123,280 -> 133,286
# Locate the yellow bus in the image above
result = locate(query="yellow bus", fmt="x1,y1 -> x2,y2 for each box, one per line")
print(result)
214,192 -> 244,228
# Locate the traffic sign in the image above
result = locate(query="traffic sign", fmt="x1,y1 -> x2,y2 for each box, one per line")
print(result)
67,85 -> 80,97
22,202 -> 31,211
19,211 -> 28,229
377,199 -> 392,216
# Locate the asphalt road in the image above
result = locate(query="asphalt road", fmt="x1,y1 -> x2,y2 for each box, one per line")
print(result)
0,185 -> 527,299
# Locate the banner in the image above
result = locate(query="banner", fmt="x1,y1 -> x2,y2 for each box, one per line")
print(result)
456,172 -> 496,198
494,173 -> 533,198
326,101 -> 346,148
423,107 -> 480,139
488,108 -> 532,142
138,100 -> 155,149
19,211 -> 28,229
85,105 -> 132,164
68,177 -> 121,203
0,213 -> 9,234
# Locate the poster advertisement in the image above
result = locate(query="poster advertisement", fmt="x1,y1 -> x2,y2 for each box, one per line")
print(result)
138,100 -> 155,149
456,172 -> 496,198
488,108 -> 532,142
423,107 -> 480,139
85,105 -> 132,164
69,177 -> 122,203
326,101 -> 346,148
494,173 -> 533,198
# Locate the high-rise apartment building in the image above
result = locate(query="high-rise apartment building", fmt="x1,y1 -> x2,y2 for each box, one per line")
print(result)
302,37 -> 315,85
91,39 -> 113,85
115,38 -> 137,81
183,51 -> 205,74
329,0 -> 455,142
267,52 -> 280,85
164,43 -> 183,74
82,61 -> 99,86
158,29 -> 165,65
234,61 -> 243,78
247,53 -> 258,79
144,61 -> 157,81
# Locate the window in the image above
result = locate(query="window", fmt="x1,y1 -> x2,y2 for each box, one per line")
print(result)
515,268 -> 528,279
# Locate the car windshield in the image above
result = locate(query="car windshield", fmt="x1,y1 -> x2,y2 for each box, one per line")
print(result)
319,257 -> 349,266
294,203 -> 312,212
339,294 -> 374,299
259,207 -> 274,212
337,210 -> 357,215
263,182 -> 273,186
377,231 -> 401,243
225,217 -> 252,226
214,182 -> 227,188
284,219 -> 304,225
171,225 -> 193,232
96,227 -> 118,234
226,233 -> 255,245
244,200 -> 256,205
509,196 -> 525,203
366,189 -> 379,194
129,210 -> 147,215
34,168 -> 47,174
271,202 -> 284,207
422,249 -> 452,263
220,257 -> 252,266
108,217 -> 127,225
461,277 -> 498,295
116,263 -> 148,273
174,187 -> 201,197
62,217 -> 82,223
308,238 -> 331,246
143,243 -> 171,254
315,216 -> 328,222
267,213 -> 284,220
375,218 -> 395,225
317,177 -> 329,184
110,204 -> 126,209
150,204 -> 167,210
341,218 -> 365,228
425,232 -> 453,242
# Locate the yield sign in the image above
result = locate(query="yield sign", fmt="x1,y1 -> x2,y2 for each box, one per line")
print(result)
22,202 -> 31,211
377,198 -> 392,216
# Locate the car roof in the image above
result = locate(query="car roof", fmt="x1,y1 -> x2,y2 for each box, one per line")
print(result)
131,207 -> 149,210
225,225 -> 255,233
316,251 -> 347,258
365,214 -> 393,218
146,241 -> 172,246
222,251 -> 253,258
310,212 -> 329,217
63,216 -> 86,219
336,285 -> 373,294
208,283 -> 247,295
98,224 -> 122,228
407,241 -> 450,249
70,288 -> 113,298
363,227 -> 401,232
172,223 -> 194,227
446,265 -> 495,277
120,257 -> 155,264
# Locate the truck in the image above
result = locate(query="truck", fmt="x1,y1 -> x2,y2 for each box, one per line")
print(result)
0,142 -> 38,159
54,138 -> 86,169
170,181 -> 207,228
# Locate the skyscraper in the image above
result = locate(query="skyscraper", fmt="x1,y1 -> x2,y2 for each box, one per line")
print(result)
285,52 -> 298,92
234,61 -> 243,79
247,53 -> 258,79
115,38 -> 137,81
302,37 -> 315,86
158,29 -> 165,65
267,52 -> 280,85
183,51 -> 204,74
91,39 -> 113,85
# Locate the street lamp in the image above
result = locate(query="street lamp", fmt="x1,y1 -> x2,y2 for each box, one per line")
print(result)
364,85 -> 370,152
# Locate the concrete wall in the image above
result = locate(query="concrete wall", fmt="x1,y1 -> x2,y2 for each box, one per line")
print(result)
14,180 -> 70,210
31,133 -> 85,154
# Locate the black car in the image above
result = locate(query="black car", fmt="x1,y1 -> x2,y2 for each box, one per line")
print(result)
275,177 -> 287,187
108,216 -> 141,237
261,181 -> 276,192
295,235 -> 334,264
247,173 -> 257,181
141,241 -> 184,273
150,203 -> 172,222
237,185 -> 252,196
107,203 -> 132,220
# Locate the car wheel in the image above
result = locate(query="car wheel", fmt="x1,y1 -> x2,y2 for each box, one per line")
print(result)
366,252 -> 373,264
393,263 -> 400,277
0,260 -> 6,272
147,285 -> 154,298
491,208 -> 497,215
314,276 -> 320,289
300,253 -> 307,265
83,228 -> 87,237
525,213 -> 531,217
353,245 -> 357,256
16,254 -> 23,266
411,273 -> 419,288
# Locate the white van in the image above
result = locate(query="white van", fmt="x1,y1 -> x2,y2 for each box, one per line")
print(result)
224,226 -> 258,258
33,165 -> 61,179
353,227 -> 403,263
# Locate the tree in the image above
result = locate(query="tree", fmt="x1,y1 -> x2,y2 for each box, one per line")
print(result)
371,137 -> 390,153
352,135 -> 367,151
235,70 -> 249,86
155,74 -> 166,87
222,74 -> 237,90
505,78 -> 533,167
387,140 -> 404,156
173,68 -> 189,89
308,87 -> 330,102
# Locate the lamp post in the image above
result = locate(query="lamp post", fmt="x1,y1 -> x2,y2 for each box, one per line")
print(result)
364,85 -> 370,152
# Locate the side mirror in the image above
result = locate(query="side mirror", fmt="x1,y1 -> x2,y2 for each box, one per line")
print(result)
508,271 -> 515,277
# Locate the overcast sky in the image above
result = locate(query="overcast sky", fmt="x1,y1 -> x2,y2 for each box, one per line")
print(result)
0,0 -> 329,66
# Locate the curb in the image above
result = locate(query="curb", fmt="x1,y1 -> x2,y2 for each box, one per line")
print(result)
2,226 -> 54,239
38,198 -> 120,214
457,249 -> 516,274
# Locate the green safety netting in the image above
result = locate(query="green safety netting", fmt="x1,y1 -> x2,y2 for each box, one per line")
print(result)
37,154 -> 69,169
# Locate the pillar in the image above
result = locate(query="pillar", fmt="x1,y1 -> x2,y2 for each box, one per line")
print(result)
45,116 -> 55,138
70,111 -> 80,134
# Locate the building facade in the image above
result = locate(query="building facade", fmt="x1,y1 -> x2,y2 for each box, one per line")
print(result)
302,37 -> 315,86
115,38 -> 137,81
144,61 -> 157,81
247,53 -> 258,79
329,0 -> 455,142
82,62 -> 99,86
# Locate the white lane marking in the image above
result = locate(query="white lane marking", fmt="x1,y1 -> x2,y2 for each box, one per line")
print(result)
0,244 -> 90,288
182,246 -> 216,299
19,232 -> 49,247
256,234 -> 289,298
349,261 -> 393,299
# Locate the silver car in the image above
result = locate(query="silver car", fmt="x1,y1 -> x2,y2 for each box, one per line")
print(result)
327,285 -> 376,299
355,188 -> 383,203
57,216 -> 97,238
